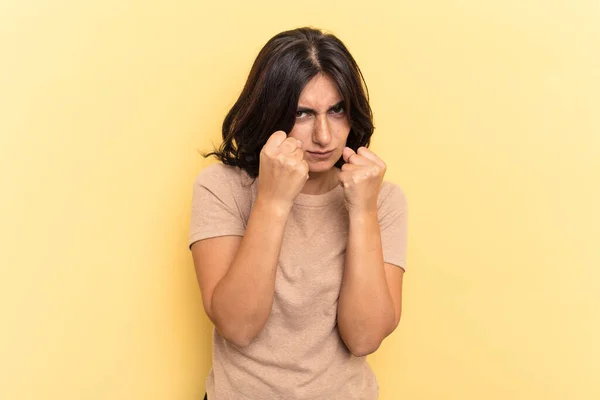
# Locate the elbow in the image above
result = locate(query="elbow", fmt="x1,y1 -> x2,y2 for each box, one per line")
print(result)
226,333 -> 254,349
214,319 -> 259,349
342,330 -> 384,357
342,318 -> 399,357
346,339 -> 382,357
217,323 -> 258,348
208,295 -> 262,348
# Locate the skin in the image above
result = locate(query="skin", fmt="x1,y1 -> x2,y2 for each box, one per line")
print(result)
191,73 -> 404,356
287,73 -> 349,195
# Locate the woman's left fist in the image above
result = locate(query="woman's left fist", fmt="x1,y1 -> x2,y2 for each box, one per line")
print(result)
337,146 -> 387,214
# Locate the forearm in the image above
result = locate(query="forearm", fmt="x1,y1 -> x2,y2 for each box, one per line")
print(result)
211,197 -> 289,347
337,208 -> 396,356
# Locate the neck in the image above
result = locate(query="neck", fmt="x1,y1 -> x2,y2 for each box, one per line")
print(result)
301,168 -> 340,195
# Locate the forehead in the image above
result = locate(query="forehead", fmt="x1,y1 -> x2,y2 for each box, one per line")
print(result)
298,74 -> 342,108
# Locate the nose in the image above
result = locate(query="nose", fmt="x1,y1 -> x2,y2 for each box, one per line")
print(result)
313,114 -> 332,147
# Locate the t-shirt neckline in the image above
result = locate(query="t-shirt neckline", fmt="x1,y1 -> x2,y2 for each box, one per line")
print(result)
293,184 -> 343,206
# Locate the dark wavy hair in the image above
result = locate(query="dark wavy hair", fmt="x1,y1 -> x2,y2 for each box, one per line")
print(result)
201,27 -> 374,179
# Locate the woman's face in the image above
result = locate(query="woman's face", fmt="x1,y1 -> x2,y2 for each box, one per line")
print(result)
288,74 -> 350,173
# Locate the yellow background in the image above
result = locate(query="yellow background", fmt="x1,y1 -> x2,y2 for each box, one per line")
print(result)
1,0 -> 599,399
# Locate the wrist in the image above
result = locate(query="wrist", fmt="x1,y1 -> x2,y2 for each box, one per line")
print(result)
254,195 -> 293,218
348,205 -> 378,220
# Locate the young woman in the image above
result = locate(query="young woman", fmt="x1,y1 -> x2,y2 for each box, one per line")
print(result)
190,27 -> 408,400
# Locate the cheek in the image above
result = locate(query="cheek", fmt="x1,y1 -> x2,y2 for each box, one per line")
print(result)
288,122 -> 312,140
332,119 -> 351,140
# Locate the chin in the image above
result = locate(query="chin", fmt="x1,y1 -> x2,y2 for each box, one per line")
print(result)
308,160 -> 336,173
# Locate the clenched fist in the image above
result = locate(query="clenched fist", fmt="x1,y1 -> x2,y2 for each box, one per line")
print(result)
337,146 -> 387,215
256,131 -> 309,211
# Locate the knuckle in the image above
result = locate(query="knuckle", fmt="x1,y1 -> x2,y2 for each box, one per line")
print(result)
283,157 -> 296,169
300,163 -> 309,175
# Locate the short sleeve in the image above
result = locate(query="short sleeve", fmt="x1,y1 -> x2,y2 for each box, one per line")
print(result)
188,163 -> 248,248
378,182 -> 408,271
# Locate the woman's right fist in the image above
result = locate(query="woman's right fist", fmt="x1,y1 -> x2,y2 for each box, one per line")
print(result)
256,131 -> 309,210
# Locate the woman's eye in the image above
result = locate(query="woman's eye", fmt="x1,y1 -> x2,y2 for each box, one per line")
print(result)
331,105 -> 344,114
296,111 -> 308,118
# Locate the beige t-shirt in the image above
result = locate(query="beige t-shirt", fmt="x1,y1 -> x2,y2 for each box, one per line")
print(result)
189,162 -> 408,400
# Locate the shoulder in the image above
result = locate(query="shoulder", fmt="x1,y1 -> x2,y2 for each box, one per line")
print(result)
194,162 -> 253,189
192,163 -> 255,215
378,180 -> 407,211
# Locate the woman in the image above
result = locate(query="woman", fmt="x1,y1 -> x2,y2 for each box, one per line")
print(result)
190,27 -> 408,400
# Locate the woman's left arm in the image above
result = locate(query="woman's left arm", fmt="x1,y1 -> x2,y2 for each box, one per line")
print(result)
336,146 -> 405,357
337,208 -> 404,357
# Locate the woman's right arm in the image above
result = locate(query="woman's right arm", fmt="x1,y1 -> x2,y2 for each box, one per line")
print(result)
192,198 -> 290,348
191,131 -> 308,348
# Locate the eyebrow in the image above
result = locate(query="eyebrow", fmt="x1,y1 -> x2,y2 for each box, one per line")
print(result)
296,100 -> 344,114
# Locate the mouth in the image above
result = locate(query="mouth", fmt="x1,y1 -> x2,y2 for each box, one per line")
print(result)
307,150 -> 334,159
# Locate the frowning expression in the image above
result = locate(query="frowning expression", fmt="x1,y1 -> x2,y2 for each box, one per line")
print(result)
288,74 -> 350,172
